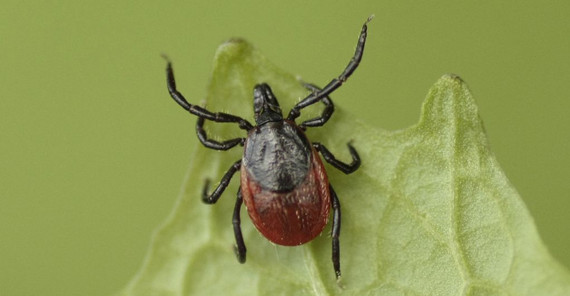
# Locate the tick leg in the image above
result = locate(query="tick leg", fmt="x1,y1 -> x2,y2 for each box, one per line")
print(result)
202,159 -> 241,204
330,184 -> 342,279
163,56 -> 253,131
313,142 -> 361,174
196,117 -> 245,150
233,187 -> 247,263
287,16 -> 373,121
298,83 -> 335,129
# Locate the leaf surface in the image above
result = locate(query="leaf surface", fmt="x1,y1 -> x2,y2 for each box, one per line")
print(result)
119,40 -> 570,296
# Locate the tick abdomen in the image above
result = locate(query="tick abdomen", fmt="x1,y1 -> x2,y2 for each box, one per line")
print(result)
241,146 -> 330,246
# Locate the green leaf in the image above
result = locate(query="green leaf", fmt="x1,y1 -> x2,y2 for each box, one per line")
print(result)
118,40 -> 570,295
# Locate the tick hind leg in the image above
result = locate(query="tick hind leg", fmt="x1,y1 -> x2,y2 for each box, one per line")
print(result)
330,184 -> 341,279
313,142 -> 361,174
298,83 -> 334,129
233,187 -> 247,263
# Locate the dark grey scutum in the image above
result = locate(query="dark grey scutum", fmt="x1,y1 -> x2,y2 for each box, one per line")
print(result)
243,121 -> 311,192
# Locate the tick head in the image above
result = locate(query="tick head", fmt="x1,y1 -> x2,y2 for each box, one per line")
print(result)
253,83 -> 283,125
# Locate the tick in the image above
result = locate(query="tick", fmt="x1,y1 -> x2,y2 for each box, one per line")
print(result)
163,16 -> 372,279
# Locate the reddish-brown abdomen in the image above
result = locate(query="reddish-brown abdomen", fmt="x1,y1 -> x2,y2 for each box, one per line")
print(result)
240,149 -> 330,246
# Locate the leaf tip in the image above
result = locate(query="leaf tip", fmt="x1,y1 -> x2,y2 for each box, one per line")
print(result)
416,73 -> 480,130
213,38 -> 254,66
431,73 -> 469,96
440,73 -> 464,83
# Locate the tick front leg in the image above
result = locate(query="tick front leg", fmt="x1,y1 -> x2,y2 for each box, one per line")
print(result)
287,16 -> 372,121
196,117 -> 245,150
330,184 -> 341,279
313,142 -> 360,174
233,188 -> 247,263
163,56 -> 253,131
202,159 -> 241,204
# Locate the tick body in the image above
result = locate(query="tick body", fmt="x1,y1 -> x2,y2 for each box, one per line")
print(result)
241,119 -> 330,246
163,16 -> 372,279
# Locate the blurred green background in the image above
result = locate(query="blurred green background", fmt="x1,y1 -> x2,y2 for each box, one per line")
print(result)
1,1 -> 569,295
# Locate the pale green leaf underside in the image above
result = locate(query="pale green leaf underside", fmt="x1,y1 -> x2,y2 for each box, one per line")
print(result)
119,40 -> 570,295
